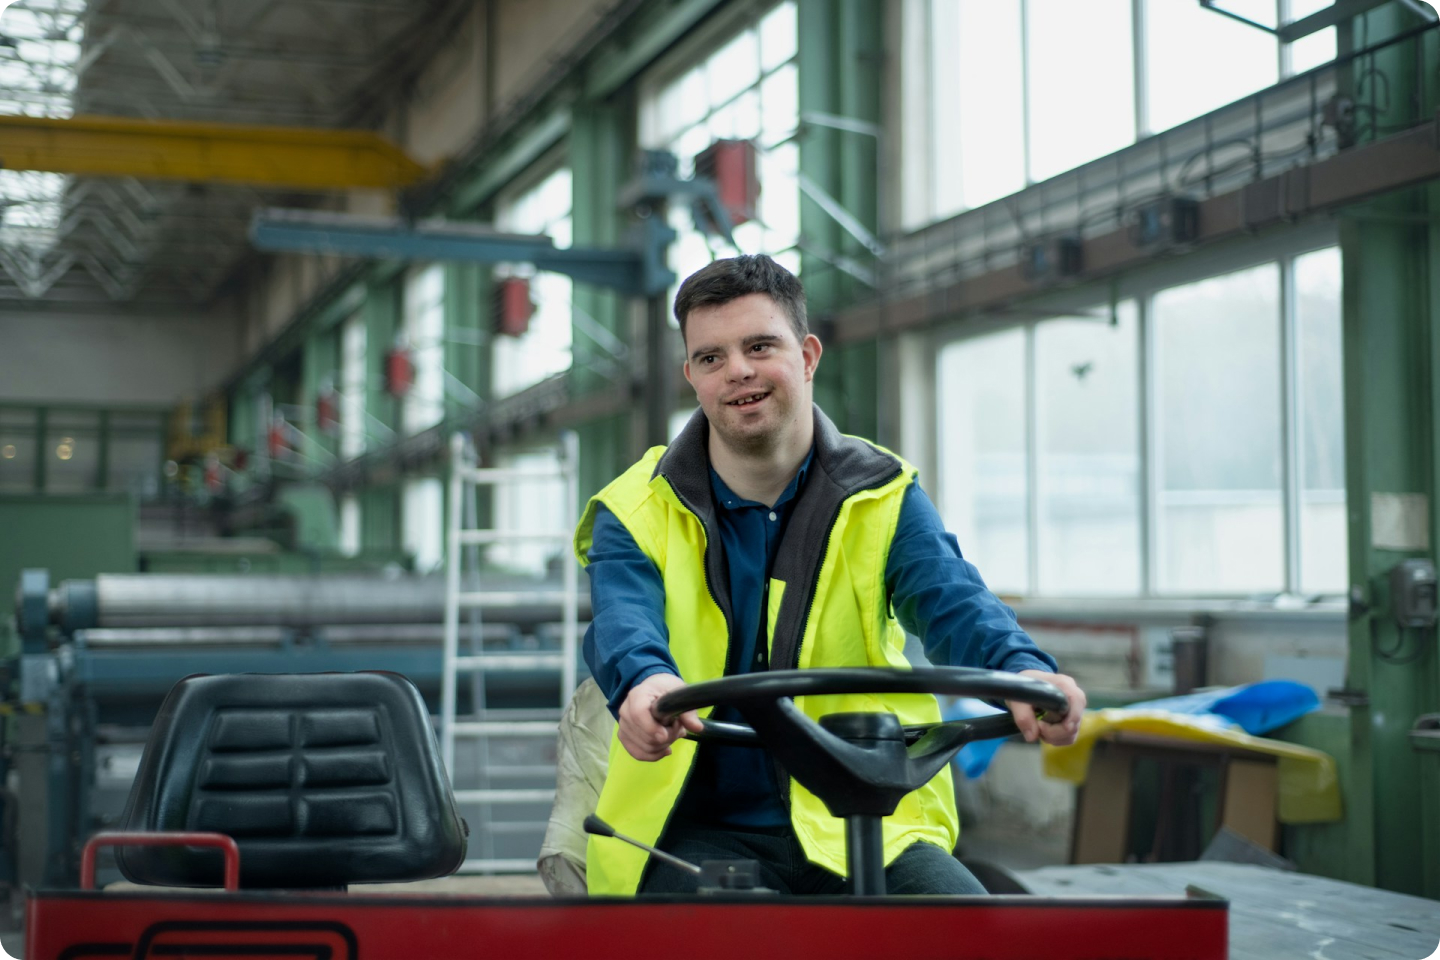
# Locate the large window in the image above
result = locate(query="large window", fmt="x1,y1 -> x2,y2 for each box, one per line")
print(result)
494,167 -> 573,398
340,311 -> 367,460
906,0 -> 1339,226
936,244 -> 1343,598
402,266 -> 446,435
640,0 -> 801,296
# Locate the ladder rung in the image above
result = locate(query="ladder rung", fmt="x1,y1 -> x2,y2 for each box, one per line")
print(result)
481,821 -> 550,836
451,721 -> 558,736
457,590 -> 571,606
461,466 -> 567,484
455,858 -> 539,874
456,529 -> 571,544
453,788 -> 556,803
454,654 -> 565,671
466,764 -> 557,779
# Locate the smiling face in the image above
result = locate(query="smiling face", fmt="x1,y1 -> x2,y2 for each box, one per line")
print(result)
683,292 -> 822,456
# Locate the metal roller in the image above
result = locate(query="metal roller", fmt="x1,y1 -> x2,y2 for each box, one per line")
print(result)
46,573 -> 589,632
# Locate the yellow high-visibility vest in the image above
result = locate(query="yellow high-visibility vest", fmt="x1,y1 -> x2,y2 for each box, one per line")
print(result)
573,408 -> 959,896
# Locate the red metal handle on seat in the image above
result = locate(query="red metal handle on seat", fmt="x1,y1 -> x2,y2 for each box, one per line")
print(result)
80,831 -> 241,891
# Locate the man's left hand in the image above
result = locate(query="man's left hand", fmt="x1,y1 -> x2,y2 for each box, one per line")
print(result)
1007,670 -> 1086,746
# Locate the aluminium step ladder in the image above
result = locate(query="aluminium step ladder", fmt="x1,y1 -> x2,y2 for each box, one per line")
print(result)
441,430 -> 580,873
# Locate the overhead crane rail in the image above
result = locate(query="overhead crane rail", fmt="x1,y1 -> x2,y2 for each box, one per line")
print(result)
0,114 -> 429,190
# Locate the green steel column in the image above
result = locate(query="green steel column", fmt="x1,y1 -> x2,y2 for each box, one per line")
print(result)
300,327 -> 339,472
445,261 -> 489,418
798,0 -> 882,438
571,94 -> 639,490
360,278 -> 402,553
1339,3 -> 1439,897
365,278 -> 402,445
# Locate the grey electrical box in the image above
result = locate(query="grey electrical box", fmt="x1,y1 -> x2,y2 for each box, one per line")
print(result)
1391,558 -> 1438,628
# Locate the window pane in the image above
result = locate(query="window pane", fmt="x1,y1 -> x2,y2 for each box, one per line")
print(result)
403,477 -> 444,573
491,447 -> 566,577
759,1 -> 797,72
45,430 -> 99,493
1154,264 -> 1283,594
707,28 -> 760,109
339,494 -> 360,558
937,329 -> 1028,594
1287,0 -> 1336,75
936,0 -> 1025,213
1026,0 -> 1135,182
494,167 -> 573,398
1036,304 -> 1140,594
0,429 -> 36,492
1295,247 -> 1346,594
1144,0 -> 1277,134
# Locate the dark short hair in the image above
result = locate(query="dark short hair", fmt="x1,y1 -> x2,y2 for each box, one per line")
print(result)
673,254 -> 808,343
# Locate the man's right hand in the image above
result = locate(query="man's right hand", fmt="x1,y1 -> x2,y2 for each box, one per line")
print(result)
618,673 -> 703,761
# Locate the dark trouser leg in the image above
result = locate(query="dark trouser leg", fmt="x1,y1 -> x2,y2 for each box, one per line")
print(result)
882,841 -> 988,895
638,821 -> 793,895
796,840 -> 989,896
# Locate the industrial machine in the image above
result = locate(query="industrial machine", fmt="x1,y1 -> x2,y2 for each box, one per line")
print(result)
23,667 -> 1229,960
5,568 -> 587,903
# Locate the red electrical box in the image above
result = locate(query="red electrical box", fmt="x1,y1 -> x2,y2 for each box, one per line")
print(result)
493,276 -> 534,337
385,346 -> 413,397
315,387 -> 339,435
694,139 -> 760,229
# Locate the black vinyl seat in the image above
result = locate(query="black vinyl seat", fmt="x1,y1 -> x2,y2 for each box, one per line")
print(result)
117,672 -> 467,889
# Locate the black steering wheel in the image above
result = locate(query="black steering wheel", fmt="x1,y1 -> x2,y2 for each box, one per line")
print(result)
652,667 -> 1068,895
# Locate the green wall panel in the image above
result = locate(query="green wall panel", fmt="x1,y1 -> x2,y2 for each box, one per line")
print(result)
0,495 -> 135,654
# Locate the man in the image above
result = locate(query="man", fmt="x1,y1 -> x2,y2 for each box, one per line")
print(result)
573,254 -> 1086,896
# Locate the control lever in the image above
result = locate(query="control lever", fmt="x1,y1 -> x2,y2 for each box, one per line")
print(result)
583,815 -> 774,894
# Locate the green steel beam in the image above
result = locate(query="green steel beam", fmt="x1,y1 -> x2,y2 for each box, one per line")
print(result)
583,0 -> 726,98
799,0 -> 882,439
570,92 -> 640,477
1338,3 -> 1440,899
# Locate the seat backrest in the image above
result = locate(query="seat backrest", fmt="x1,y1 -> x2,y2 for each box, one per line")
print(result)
117,671 -> 467,888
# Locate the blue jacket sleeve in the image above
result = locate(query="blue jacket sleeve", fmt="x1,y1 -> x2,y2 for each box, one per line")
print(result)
582,504 -> 681,716
886,481 -> 1058,675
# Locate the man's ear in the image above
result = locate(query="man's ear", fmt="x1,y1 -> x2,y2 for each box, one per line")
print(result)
682,359 -> 693,387
802,334 -> 823,381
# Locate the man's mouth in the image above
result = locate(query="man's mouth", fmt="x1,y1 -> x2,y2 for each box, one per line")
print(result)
726,392 -> 769,408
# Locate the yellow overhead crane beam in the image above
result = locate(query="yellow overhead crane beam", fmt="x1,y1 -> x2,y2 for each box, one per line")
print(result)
0,114 -> 429,190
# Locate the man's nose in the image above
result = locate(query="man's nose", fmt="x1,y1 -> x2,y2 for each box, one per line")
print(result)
728,350 -> 755,379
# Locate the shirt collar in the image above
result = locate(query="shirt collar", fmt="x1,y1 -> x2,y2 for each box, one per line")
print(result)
710,446 -> 815,511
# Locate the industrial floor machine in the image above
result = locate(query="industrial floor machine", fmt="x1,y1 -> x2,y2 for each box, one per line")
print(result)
22,668 -> 1227,960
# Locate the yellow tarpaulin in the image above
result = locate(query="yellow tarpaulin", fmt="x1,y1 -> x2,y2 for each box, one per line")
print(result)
1040,708 -> 1343,824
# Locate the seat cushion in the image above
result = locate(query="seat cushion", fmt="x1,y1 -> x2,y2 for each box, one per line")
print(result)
117,672 -> 467,888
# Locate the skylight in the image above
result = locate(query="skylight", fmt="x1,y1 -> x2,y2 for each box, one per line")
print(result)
0,0 -> 86,250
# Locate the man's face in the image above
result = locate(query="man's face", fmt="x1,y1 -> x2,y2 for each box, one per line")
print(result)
682,293 -> 822,454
